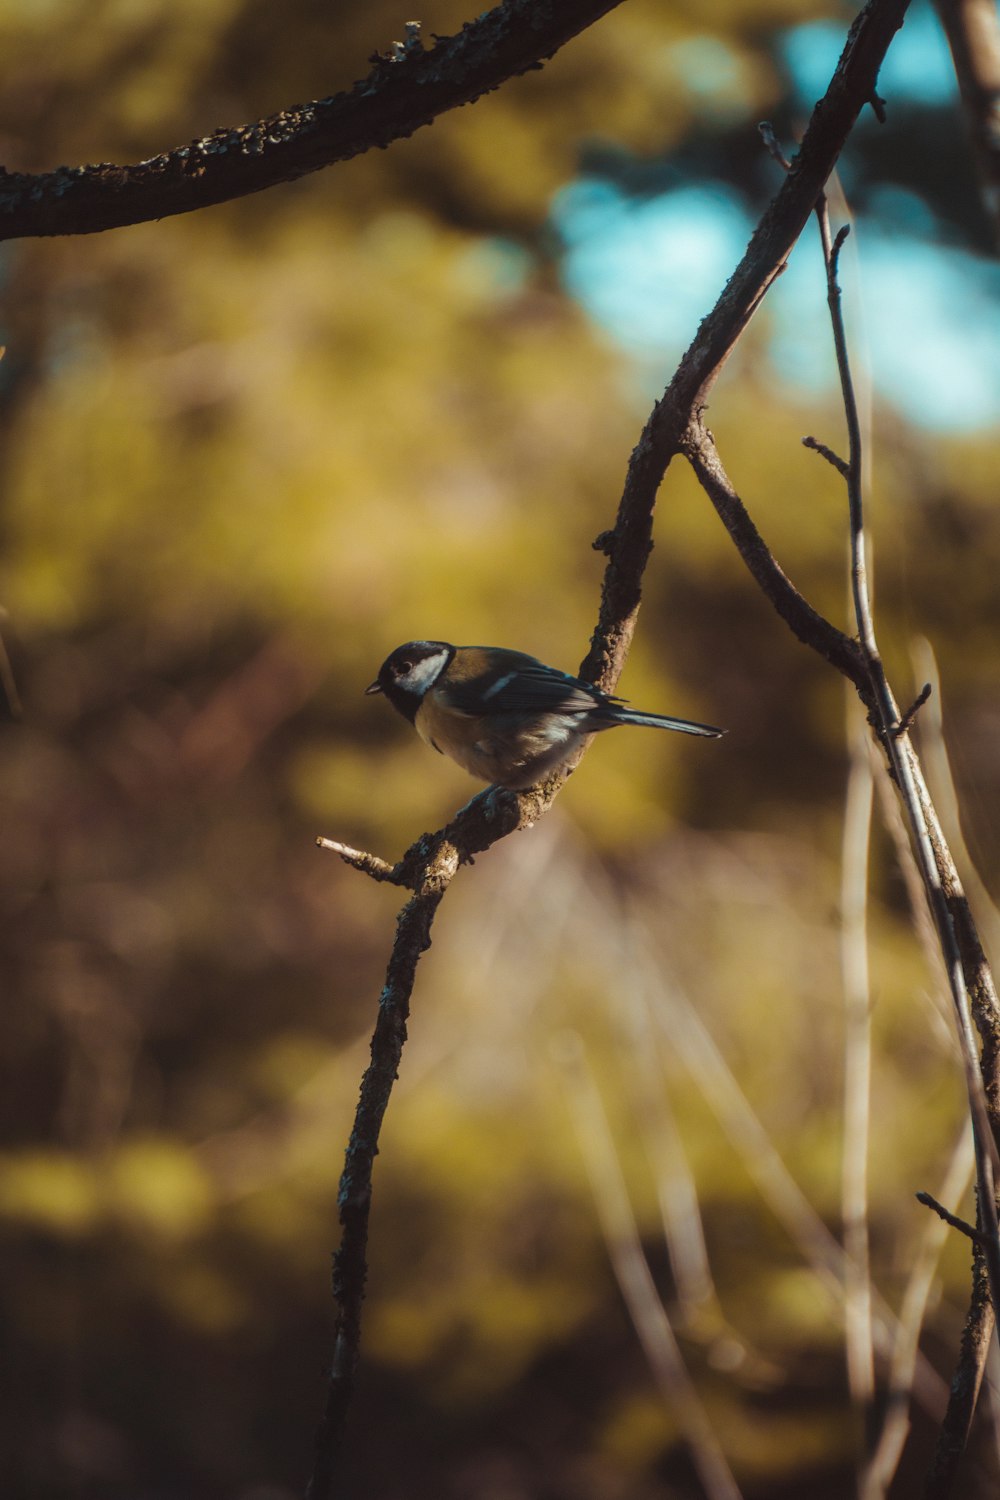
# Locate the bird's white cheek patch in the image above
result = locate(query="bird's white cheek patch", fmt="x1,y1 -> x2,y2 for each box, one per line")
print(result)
404,649 -> 451,693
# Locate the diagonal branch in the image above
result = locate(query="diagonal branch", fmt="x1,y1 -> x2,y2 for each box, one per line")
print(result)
307,784 -> 549,1500
680,416 -> 870,694
0,0 -> 627,241
578,0 -> 911,687
924,1245 -> 995,1499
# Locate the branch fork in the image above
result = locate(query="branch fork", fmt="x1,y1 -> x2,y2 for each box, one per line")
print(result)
316,778 -> 549,889
306,3 -> 1000,1495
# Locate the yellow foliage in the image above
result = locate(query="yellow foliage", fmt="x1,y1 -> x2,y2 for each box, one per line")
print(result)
599,1391 -> 676,1469
0,1150 -> 99,1235
105,1137 -> 213,1239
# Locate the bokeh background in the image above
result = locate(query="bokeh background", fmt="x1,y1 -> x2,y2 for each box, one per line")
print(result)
2,0 -> 999,1496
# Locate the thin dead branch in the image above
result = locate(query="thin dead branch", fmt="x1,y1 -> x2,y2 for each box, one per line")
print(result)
814,202 -> 1000,1326
680,112 -> 1000,1486
917,1191 -> 982,1243
925,1247 -> 995,1499
681,420 -> 869,691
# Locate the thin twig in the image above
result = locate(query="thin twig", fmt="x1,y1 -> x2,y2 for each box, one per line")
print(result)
896,683 -> 933,737
806,195 -> 1000,1490
315,837 -> 400,884
681,183 -> 1000,1491
758,120 -> 793,171
681,419 -> 869,693
814,199 -> 1000,1332
916,1191 -> 983,1244
803,433 -> 851,479
307,795 -> 530,1499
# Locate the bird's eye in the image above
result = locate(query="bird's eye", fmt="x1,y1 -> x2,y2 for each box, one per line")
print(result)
396,660 -> 413,675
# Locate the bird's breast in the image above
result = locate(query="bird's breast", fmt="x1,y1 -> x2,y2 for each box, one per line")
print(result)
414,695 -> 589,787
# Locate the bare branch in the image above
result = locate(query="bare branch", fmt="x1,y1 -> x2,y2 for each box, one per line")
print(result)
896,682 -> 933,737
316,837 -> 401,884
681,418 -> 869,692
916,1191 -> 983,1244
579,0 -> 911,688
758,120 -> 793,172
307,780 -> 558,1497
803,433 -> 851,479
813,191 -> 1000,1333
692,54 -> 1000,1486
925,1247 -> 996,1499
307,3 -> 918,1488
0,0 -> 628,241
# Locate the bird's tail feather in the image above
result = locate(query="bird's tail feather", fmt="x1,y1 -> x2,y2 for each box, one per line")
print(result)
615,709 -> 724,739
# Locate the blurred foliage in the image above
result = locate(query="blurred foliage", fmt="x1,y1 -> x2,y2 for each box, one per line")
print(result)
0,1 -> 999,1497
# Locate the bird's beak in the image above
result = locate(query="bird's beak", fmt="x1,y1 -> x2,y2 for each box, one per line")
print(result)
364,680 -> 382,695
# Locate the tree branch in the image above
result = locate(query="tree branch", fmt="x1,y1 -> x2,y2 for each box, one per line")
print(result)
307,2 -> 918,1491
307,782 -> 557,1499
680,416 -> 870,694
814,205 -> 1000,1336
924,1245 -> 995,1500
578,0 -> 911,687
916,1191 -> 983,1244
0,0 -> 628,242
681,80 -> 1000,1487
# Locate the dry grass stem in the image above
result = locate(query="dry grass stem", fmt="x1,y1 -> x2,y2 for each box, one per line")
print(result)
841,713 -> 876,1426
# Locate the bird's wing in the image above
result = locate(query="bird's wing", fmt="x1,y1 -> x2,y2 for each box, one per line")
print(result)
443,656 -> 614,718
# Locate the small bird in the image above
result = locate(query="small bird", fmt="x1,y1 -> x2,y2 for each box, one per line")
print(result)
366,640 -> 724,790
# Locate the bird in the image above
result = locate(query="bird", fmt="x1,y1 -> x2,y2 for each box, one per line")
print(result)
365,640 -> 724,790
